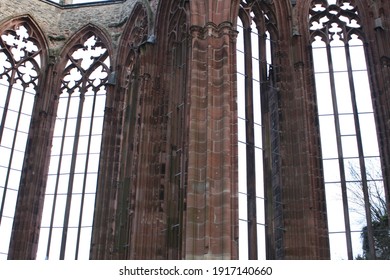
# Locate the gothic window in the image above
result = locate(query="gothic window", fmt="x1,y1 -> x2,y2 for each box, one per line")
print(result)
310,0 -> 386,259
237,2 -> 276,260
0,22 -> 42,259
36,33 -> 110,260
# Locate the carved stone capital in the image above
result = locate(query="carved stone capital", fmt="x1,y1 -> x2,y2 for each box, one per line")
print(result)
190,21 -> 236,40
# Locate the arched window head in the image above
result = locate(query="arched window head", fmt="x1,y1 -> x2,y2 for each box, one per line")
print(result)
37,31 -> 110,260
0,20 -> 44,260
62,34 -> 109,92
310,0 -> 387,260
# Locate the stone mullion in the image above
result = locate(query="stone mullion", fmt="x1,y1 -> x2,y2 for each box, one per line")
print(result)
185,24 -> 237,259
242,24 -> 258,260
261,39 -> 276,259
8,61 -> 56,259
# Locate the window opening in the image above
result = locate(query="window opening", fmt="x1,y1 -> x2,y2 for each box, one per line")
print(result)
36,34 -> 109,260
237,5 -> 275,260
0,23 -> 41,259
310,0 -> 387,259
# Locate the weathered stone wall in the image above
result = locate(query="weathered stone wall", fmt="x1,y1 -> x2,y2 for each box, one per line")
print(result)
0,0 -> 61,37
0,0 -> 157,53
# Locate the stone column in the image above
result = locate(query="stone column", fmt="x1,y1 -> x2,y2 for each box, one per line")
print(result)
185,22 -> 238,259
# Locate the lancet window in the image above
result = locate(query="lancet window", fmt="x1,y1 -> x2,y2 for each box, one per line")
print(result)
310,0 -> 386,259
0,22 -> 42,259
36,33 -> 110,260
237,1 -> 277,260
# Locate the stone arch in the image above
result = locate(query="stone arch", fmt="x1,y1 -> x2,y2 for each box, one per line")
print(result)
296,0 -> 373,37
54,24 -> 113,85
155,0 -> 189,57
117,1 -> 150,89
238,0 -> 279,39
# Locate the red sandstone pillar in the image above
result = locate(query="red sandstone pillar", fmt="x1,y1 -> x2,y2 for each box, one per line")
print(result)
184,22 -> 239,259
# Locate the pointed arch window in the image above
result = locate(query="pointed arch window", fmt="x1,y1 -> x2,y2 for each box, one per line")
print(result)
0,22 -> 42,259
237,2 -> 277,260
310,0 -> 386,259
37,33 -> 110,260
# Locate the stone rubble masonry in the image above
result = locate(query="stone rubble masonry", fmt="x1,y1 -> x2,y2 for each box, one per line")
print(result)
0,0 -> 158,53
